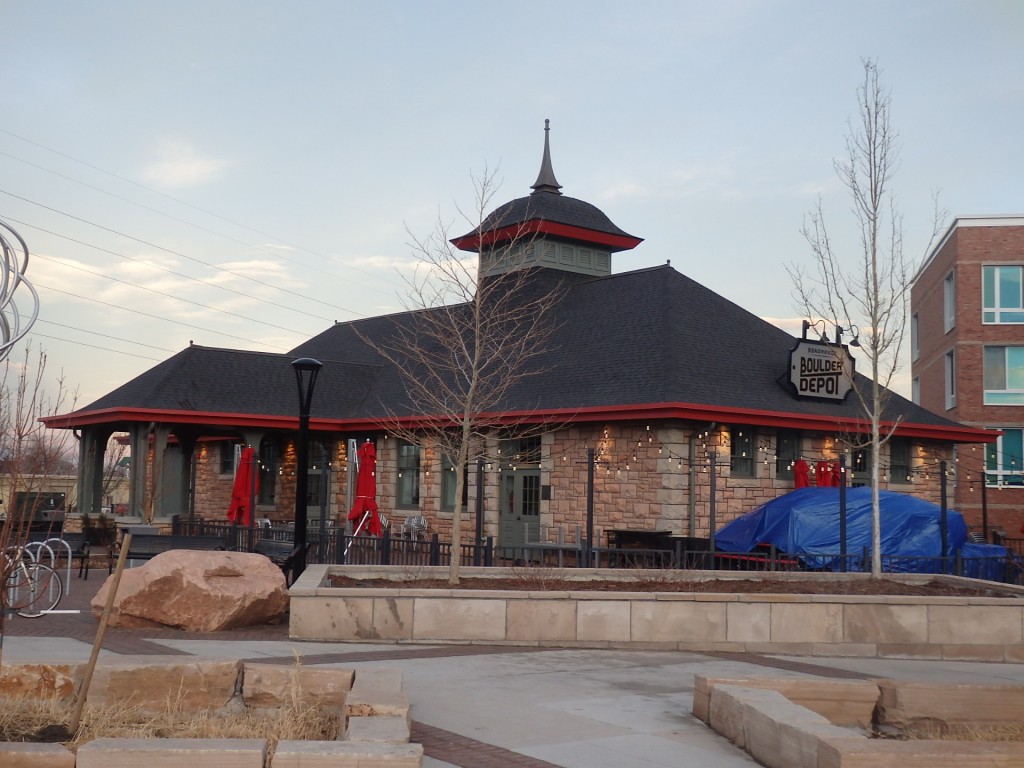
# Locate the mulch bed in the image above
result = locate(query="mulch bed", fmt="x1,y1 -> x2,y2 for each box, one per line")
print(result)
328,575 -> 1012,597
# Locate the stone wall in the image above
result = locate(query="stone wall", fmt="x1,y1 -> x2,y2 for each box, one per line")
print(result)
294,565 -> 1024,662
184,424 -> 955,541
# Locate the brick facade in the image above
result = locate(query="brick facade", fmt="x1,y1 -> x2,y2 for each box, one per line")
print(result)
127,420 -> 957,545
911,218 -> 1024,535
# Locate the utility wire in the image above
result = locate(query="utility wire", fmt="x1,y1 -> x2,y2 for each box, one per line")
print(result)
32,251 -> 309,336
27,331 -> 164,362
34,318 -> 176,353
34,281 -> 289,349
4,215 -> 329,325
0,188 -> 356,317
0,129 -> 397,293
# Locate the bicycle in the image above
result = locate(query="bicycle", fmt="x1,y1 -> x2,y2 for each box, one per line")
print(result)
3,546 -> 63,618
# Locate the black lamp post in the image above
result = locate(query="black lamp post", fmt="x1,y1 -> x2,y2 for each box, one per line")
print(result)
291,357 -> 322,581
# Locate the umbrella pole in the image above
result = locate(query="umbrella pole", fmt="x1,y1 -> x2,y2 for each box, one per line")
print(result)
345,510 -> 372,556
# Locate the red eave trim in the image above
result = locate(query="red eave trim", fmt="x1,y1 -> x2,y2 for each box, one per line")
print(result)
42,401 -> 997,444
452,220 -> 643,253
374,403 -> 997,443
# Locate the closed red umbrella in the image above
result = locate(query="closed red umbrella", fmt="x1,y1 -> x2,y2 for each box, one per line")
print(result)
348,441 -> 382,536
793,458 -> 810,488
227,446 -> 258,525
814,460 -> 834,487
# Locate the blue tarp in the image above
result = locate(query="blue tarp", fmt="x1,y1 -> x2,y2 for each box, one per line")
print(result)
714,487 -> 973,569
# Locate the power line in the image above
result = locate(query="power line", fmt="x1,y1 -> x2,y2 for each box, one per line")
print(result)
34,281 -> 289,349
0,188 -> 360,317
34,318 -> 176,353
0,130 -> 397,295
27,331 -> 164,362
4,214 -> 334,325
32,251 -> 309,336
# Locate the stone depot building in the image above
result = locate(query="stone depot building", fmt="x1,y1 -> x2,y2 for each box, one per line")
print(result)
44,127 -> 994,549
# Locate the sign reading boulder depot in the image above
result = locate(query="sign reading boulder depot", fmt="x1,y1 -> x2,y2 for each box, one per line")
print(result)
788,340 -> 855,401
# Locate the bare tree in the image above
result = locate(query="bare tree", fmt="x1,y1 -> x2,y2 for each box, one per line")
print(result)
0,343 -> 79,664
788,60 -> 944,576
360,168 -> 566,584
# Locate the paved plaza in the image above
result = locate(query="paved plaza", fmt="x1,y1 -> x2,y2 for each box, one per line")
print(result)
6,572 -> 1024,768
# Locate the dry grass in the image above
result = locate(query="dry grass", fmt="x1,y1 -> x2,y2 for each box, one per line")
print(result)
900,721 -> 1024,742
0,692 -> 339,758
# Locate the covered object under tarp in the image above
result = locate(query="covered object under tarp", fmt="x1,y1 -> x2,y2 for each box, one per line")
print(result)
714,487 -> 1008,577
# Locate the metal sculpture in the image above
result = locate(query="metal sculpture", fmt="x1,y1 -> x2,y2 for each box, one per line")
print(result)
0,219 -> 39,362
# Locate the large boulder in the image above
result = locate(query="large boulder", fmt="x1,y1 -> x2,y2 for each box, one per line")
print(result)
91,550 -> 288,631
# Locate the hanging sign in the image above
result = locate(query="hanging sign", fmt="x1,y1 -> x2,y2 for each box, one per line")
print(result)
788,340 -> 855,401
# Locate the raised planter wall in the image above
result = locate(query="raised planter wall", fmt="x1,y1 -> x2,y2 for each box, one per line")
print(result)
290,565 -> 1024,662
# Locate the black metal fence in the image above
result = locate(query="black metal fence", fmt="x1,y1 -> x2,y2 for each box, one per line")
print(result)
168,518 -> 1023,585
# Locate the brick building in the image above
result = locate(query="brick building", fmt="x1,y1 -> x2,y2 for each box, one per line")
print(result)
911,216 -> 1024,535
45,127 -> 993,551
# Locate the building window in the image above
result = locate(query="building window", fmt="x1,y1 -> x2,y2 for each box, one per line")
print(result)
912,376 -> 920,404
982,265 -> 1024,324
943,271 -> 956,331
986,429 -> 1024,486
396,440 -> 420,509
983,346 -> 1024,405
944,349 -> 956,409
850,445 -> 871,487
889,438 -> 912,484
220,442 -> 237,475
775,430 -> 800,480
911,313 -> 919,361
499,435 -> 542,468
440,454 -> 469,512
257,437 -> 279,505
730,427 -> 755,478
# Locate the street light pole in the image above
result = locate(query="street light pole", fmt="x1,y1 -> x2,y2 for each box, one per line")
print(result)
291,357 -> 322,582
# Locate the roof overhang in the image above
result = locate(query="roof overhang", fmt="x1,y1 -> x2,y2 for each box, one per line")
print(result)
451,219 -> 643,253
43,401 -> 995,445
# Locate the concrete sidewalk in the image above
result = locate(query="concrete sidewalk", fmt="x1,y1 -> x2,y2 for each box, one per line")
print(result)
6,571 -> 1024,768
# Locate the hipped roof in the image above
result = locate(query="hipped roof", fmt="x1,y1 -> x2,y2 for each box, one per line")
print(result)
44,264 -> 995,444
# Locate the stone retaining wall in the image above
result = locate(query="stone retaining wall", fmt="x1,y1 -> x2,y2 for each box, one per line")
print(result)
694,676 -> 1024,768
0,661 -> 422,767
290,565 -> 1024,662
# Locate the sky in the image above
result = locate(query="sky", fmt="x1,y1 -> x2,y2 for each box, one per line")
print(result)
0,0 -> 1022,410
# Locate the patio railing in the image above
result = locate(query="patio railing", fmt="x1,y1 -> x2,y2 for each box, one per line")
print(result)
168,518 -> 1024,585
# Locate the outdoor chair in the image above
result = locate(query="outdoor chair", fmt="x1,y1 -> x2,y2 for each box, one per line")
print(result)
401,515 -> 428,540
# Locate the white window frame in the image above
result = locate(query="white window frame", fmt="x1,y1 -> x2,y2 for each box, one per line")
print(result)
986,428 -> 1024,487
943,272 -> 956,332
982,265 -> 1024,324
944,349 -> 956,409
911,313 -> 919,361
983,345 -> 1024,405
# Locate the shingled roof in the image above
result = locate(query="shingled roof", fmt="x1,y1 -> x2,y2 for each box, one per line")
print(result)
47,263 -> 989,443
287,264 -> 983,440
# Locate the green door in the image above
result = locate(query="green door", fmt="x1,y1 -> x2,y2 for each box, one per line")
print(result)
498,469 -> 541,550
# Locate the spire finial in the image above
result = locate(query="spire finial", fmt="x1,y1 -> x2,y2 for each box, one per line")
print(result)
531,118 -> 562,196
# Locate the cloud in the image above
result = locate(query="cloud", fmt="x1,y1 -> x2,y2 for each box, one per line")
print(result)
142,139 -> 229,187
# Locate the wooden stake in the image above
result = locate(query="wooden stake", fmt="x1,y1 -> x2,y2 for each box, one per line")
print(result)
69,531 -> 132,733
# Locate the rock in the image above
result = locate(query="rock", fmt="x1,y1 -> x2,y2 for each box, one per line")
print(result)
241,663 -> 352,708
0,663 -> 80,700
91,550 -> 288,631
86,658 -> 242,712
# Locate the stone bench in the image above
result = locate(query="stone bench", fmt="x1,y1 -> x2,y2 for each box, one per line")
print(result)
0,742 -> 75,767
76,738 -> 266,768
696,677 -> 1024,768
272,741 -> 423,767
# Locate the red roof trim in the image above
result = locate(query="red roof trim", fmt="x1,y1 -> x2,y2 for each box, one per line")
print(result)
43,402 -> 998,444
451,220 -> 643,253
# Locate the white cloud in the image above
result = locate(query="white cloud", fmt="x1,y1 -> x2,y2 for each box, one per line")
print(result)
143,139 -> 229,187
